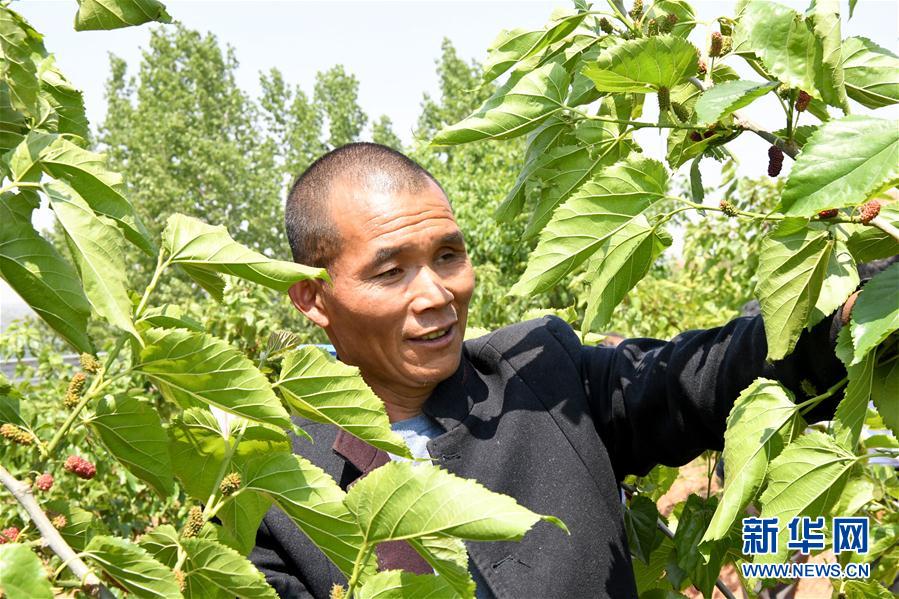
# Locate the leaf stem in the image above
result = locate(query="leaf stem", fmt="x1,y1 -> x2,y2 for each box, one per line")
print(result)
202,419 -> 249,522
797,376 -> 848,415
0,181 -> 42,196
604,0 -> 635,31
346,542 -> 374,599
135,251 -> 169,320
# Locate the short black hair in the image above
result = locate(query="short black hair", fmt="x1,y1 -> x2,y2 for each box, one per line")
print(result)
285,142 -> 444,269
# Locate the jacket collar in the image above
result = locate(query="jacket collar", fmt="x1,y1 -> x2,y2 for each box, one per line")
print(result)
422,349 -> 477,432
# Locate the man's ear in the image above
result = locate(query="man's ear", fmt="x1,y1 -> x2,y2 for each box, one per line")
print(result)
288,279 -> 330,328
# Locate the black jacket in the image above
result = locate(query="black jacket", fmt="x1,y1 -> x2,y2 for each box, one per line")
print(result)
250,313 -> 845,598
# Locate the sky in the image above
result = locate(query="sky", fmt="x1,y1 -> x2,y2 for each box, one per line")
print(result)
1,0 -> 897,326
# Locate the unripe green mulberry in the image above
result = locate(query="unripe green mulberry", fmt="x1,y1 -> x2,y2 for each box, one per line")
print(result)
629,0 -> 644,21
719,200 -> 738,217
599,17 -> 614,34
709,32 -> 723,57
330,584 -> 346,599
661,13 -> 679,33
720,36 -> 732,55
767,145 -> 784,177
65,372 -> 87,409
795,90 -> 811,112
657,86 -> 670,112
182,506 -> 204,538
671,102 -> 690,122
860,200 -> 881,224
79,353 -> 101,374
1,423 -> 33,445
647,19 -> 659,36
219,472 -> 242,497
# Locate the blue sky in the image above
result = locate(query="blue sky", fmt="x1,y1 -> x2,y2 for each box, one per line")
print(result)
1,0 -> 897,324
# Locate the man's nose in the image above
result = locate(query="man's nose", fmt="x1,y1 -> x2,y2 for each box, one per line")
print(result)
409,266 -> 454,313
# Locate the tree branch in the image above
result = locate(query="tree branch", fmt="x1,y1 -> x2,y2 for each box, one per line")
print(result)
0,465 -> 114,598
870,215 -> 899,243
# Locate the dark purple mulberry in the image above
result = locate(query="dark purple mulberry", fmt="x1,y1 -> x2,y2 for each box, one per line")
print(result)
768,145 -> 784,177
795,90 -> 811,112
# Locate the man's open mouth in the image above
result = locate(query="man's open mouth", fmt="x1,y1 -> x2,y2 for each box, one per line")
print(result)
409,323 -> 456,344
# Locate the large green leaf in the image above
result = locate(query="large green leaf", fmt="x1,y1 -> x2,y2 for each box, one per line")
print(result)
510,156 -> 668,295
0,8 -> 40,115
0,544 -> 53,599
274,346 -> 411,458
161,214 -> 325,292
754,219 -> 833,361
625,495 -> 661,564
583,35 -> 698,93
139,524 -> 180,567
0,82 -> 26,153
809,0 -> 849,111
842,37 -> 899,109
833,350 -> 876,450
481,8 -> 585,84
581,217 -> 671,334
407,535 -> 475,597
83,535 -> 181,598
872,358 -> 899,440
345,461 -> 567,544
356,570 -> 458,599
37,55 -> 88,139
180,537 -> 277,599
242,452 -> 367,577
693,80 -> 778,126
673,495 -> 724,598
44,182 -> 140,340
757,431 -> 857,563
808,237 -> 858,328
780,116 -> 899,217
89,394 -> 174,497
431,60 -> 569,145
850,262 -> 899,364
137,327 -> 291,428
0,194 -> 93,352
700,379 -> 803,554
74,0 -> 172,31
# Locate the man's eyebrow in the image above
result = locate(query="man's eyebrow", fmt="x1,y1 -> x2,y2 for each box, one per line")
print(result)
364,231 -> 466,272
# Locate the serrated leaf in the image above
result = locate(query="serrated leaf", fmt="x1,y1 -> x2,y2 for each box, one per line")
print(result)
180,537 -> 277,599
139,525 -> 180,567
841,580 -> 896,599
83,535 -> 181,598
0,9 -> 41,116
137,328 -> 290,427
872,358 -> 899,440
161,214 -> 325,292
510,156 -> 668,295
757,431 -> 857,563
356,570 -> 458,599
407,535 -> 475,597
780,116 -> 899,216
74,0 -> 172,31
0,82 -> 26,154
37,55 -> 88,139
833,351 -> 876,450
842,37 -> 899,109
809,0 -> 849,111
754,219 -> 833,360
89,394 -> 174,497
44,181 -> 140,340
44,499 -> 107,552
0,194 -> 93,352
850,262 -> 899,364
582,217 -> 671,334
673,494 -> 723,598
583,34 -> 697,93
809,238 -> 858,328
136,304 -> 204,333
345,461 -> 567,544
274,346 -> 411,458
0,544 -> 52,599
432,60 -> 569,145
700,379 -> 803,554
625,495 -> 660,564
694,80 -> 778,126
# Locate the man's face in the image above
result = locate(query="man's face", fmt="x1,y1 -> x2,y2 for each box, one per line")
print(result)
311,177 -> 475,396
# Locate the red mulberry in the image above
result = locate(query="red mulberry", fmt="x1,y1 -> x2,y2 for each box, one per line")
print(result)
860,200 -> 881,224
51,514 -> 67,529
64,455 -> 96,480
0,527 -> 19,543
817,209 -> 839,219
795,91 -> 811,112
767,145 -> 784,177
697,59 -> 707,76
689,131 -> 703,142
709,32 -> 723,57
34,473 -> 53,492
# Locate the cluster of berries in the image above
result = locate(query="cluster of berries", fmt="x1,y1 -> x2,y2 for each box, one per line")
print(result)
629,0 -> 643,20
182,506 -> 205,538
719,200 -> 739,217
64,455 -> 96,480
0,527 -> 19,543
34,473 -> 54,492
219,472 -> 242,497
646,14 -> 678,36
709,32 -> 732,57
767,145 -> 784,177
1,423 -> 33,445
860,200 -> 881,224
65,372 -> 87,409
795,90 -> 811,112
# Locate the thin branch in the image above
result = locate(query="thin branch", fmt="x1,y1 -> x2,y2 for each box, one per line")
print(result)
0,465 -> 114,598
870,215 -> 899,243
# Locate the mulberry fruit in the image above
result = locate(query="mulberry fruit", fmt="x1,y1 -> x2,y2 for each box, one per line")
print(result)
689,131 -> 703,143
719,200 -> 739,217
709,32 -> 723,57
859,200 -> 881,224
79,354 -> 101,374
697,59 -> 708,76
817,209 -> 839,219
34,473 -> 53,492
65,372 -> 87,409
330,584 -> 346,599
629,0 -> 644,20
1,423 -> 33,445
795,90 -> 811,112
0,527 -> 19,543
599,17 -> 614,34
219,472 -> 242,497
51,514 -> 67,529
657,86 -> 670,112
182,506 -> 204,538
174,569 -> 186,592
767,145 -> 784,177
661,13 -> 679,33
647,19 -> 659,36
672,102 -> 690,122
64,455 -> 96,480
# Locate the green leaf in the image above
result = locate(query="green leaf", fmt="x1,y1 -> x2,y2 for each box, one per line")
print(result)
0,82 -> 26,154
850,262 -> 899,364
583,35 -> 697,93
161,214 -> 326,292
842,37 -> 899,109
808,238 -> 858,328
356,570 -> 458,599
274,346 -> 411,458
700,379 -> 803,553
0,194 -> 93,352
242,452 -> 367,577
833,350 -> 875,450
872,358 -> 899,439
74,0 -> 172,31
846,203 -> 899,262
44,499 -> 107,552
0,544 -> 53,599
137,327 -> 291,428
754,219 -> 833,360
83,535 -> 181,598
481,9 -> 585,84
510,156 -> 668,295
431,60 -> 569,145
37,55 -> 88,139
407,535 -> 475,597
809,0 -> 849,111
180,537 -> 277,599
643,1 -> 696,38
581,217 -> 671,334
89,394 -> 174,497
840,580 -> 895,599
0,9 -> 41,115
345,461 -> 567,544
136,304 -> 205,333
139,524 -> 180,567
625,495 -> 660,564
757,431 -> 857,563
693,80 -> 778,126
44,181 -> 140,340
673,494 -> 723,598
781,116 -> 899,216
689,157 -> 703,203
833,476 -> 876,517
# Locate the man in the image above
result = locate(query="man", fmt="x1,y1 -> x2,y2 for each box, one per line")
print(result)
249,142 -> 847,598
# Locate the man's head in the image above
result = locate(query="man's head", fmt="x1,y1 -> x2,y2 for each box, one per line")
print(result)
285,143 -> 475,402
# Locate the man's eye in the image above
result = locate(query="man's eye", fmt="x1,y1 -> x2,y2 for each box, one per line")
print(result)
377,268 -> 402,279
439,251 -> 461,262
